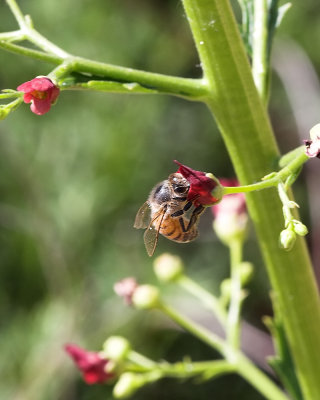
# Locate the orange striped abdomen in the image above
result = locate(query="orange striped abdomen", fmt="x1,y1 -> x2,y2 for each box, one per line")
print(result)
156,215 -> 198,243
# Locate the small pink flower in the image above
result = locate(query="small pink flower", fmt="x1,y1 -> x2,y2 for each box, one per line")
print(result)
65,343 -> 113,384
114,277 -> 138,305
17,77 -> 60,115
304,139 -> 320,158
174,160 -> 220,206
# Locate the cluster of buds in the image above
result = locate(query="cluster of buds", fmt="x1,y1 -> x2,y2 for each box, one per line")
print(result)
280,220 -> 308,251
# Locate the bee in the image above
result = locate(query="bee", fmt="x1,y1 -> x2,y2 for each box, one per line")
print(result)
134,172 -> 205,256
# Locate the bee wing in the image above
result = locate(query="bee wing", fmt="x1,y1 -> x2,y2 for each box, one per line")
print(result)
143,209 -> 166,257
134,202 -> 151,229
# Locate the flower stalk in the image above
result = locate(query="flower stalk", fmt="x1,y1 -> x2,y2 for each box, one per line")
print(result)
181,0 -> 320,399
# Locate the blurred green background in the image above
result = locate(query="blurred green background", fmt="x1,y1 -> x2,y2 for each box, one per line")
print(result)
0,1 -> 319,399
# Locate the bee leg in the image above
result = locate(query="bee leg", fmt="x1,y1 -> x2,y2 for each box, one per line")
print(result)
186,205 -> 205,231
183,200 -> 193,212
178,217 -> 188,233
170,209 -> 184,218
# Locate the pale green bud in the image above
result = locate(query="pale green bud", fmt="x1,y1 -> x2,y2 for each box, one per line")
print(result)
132,285 -> 160,309
280,229 -> 296,251
113,372 -> 145,398
0,107 -> 10,120
153,253 -> 184,282
239,262 -> 254,286
292,220 -> 308,236
213,213 -> 248,245
220,279 -> 231,298
102,336 -> 131,362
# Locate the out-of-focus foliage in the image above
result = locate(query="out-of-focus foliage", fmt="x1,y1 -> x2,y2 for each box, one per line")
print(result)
0,0 -> 319,399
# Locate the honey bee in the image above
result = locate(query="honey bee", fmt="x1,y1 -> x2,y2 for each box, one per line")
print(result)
134,172 -> 205,256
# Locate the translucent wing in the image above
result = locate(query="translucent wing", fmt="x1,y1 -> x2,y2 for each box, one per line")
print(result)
143,209 -> 166,257
134,202 -> 151,229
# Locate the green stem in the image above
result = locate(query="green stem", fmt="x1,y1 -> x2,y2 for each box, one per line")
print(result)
0,30 -> 24,41
159,302 -> 288,400
158,302 -> 226,354
6,0 -> 69,58
0,41 -> 207,99
222,146 -> 308,195
5,0 -> 28,29
0,92 -> 22,99
236,354 -> 288,400
227,240 -> 243,350
252,0 -> 269,103
128,351 -> 157,368
177,275 -> 227,327
181,1 -> 320,399
129,359 -> 236,379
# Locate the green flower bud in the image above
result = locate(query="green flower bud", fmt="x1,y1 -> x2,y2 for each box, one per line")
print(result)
239,262 -> 254,286
102,336 -> 131,362
153,253 -> 184,282
292,220 -> 308,236
132,285 -> 160,309
220,279 -> 231,299
113,372 -> 145,398
0,107 -> 10,120
280,229 -> 296,251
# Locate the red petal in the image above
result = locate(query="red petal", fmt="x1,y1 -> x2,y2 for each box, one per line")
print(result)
174,160 -> 218,206
30,98 -> 52,115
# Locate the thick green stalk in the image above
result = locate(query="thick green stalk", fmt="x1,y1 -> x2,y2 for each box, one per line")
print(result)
252,0 -> 269,103
181,0 -> 320,399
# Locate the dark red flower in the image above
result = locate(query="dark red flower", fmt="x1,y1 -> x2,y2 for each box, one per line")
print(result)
114,277 -> 138,305
174,160 -> 220,206
65,343 -> 113,384
17,77 -> 60,115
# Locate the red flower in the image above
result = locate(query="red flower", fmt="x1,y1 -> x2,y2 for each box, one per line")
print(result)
65,343 -> 113,384
114,277 -> 138,305
174,160 -> 220,206
17,77 -> 60,115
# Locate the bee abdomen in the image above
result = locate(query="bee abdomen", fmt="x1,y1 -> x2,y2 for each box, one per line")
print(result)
159,217 -> 198,243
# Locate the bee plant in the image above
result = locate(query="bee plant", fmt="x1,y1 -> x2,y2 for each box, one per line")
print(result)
1,0 -> 320,399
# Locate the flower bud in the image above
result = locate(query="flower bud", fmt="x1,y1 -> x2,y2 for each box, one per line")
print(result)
212,181 -> 248,245
280,229 -> 296,251
102,336 -> 131,362
310,123 -> 320,141
114,277 -> 138,305
239,262 -> 254,286
220,279 -> 231,301
212,213 -> 248,245
153,253 -> 184,282
292,220 -> 308,236
132,285 -> 160,309
0,107 -> 10,120
113,372 -> 145,398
